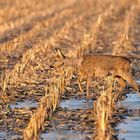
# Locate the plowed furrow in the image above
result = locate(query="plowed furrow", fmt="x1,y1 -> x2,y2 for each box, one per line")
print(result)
0,1 -> 82,75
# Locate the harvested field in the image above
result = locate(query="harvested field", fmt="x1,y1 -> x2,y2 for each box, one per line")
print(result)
0,0 -> 140,140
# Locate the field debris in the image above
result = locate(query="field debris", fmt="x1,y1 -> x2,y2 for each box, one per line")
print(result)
0,0 -> 140,140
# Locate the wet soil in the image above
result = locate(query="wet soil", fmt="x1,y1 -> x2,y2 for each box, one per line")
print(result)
0,0 -> 140,140
41,97 -> 95,140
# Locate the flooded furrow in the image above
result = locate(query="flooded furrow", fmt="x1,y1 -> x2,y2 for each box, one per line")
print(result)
40,96 -> 95,140
117,88 -> 140,140
0,98 -> 38,139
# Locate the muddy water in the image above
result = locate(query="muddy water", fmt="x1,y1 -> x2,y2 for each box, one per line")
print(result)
0,132 -> 22,140
0,100 -> 38,140
60,99 -> 93,110
40,98 -> 94,140
6,85 -> 140,140
41,130 -> 90,140
10,99 -> 38,109
117,93 -> 140,140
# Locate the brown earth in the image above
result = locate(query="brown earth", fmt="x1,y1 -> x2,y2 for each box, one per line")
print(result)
0,0 -> 140,139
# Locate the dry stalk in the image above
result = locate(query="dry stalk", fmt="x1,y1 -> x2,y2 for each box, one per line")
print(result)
0,6 -> 76,56
23,16 -> 89,139
23,72 -> 61,139
23,65 -> 74,139
0,13 -> 85,93
112,4 -> 137,56
94,76 -> 118,140
76,14 -> 103,57
12,2 -> 112,139
85,3 -> 115,54
1,1 -> 96,94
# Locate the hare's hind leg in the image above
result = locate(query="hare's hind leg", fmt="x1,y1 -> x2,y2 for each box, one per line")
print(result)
77,78 -> 84,93
115,76 -> 126,92
121,71 -> 139,92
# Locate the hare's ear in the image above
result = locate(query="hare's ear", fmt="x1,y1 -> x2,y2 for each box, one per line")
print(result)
55,48 -> 65,59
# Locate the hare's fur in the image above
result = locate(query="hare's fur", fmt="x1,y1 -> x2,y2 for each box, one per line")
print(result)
55,49 -> 139,98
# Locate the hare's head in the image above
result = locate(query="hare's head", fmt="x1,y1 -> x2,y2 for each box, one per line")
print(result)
53,48 -> 83,68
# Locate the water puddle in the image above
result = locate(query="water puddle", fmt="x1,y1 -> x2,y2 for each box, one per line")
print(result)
136,80 -> 140,85
120,94 -> 140,109
10,99 -> 38,109
60,98 -> 93,110
40,98 -> 94,140
0,132 -> 22,140
117,93 -> 140,140
40,129 -> 92,140
0,132 -> 6,140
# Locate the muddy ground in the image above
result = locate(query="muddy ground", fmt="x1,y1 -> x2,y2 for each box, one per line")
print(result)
0,0 -> 140,140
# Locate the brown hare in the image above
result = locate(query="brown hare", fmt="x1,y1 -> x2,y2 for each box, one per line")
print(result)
55,48 -> 139,98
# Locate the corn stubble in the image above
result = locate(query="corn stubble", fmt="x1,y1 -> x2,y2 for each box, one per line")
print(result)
23,68 -> 74,140
0,0 -> 139,140
93,77 -> 121,140
22,13 -> 97,138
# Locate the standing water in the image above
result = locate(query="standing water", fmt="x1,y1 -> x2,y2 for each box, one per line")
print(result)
117,92 -> 140,140
40,98 -> 94,140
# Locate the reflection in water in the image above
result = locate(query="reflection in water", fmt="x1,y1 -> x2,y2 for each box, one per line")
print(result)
60,99 -> 93,110
121,94 -> 140,109
117,93 -> 140,140
40,129 -> 92,140
136,80 -> 140,85
10,100 -> 38,109
117,116 -> 140,140
40,98 -> 94,140
0,132 -> 6,140
0,132 -> 22,140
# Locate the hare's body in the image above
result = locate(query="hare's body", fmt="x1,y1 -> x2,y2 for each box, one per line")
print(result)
55,49 -> 139,98
79,55 -> 132,78
78,55 -> 138,98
